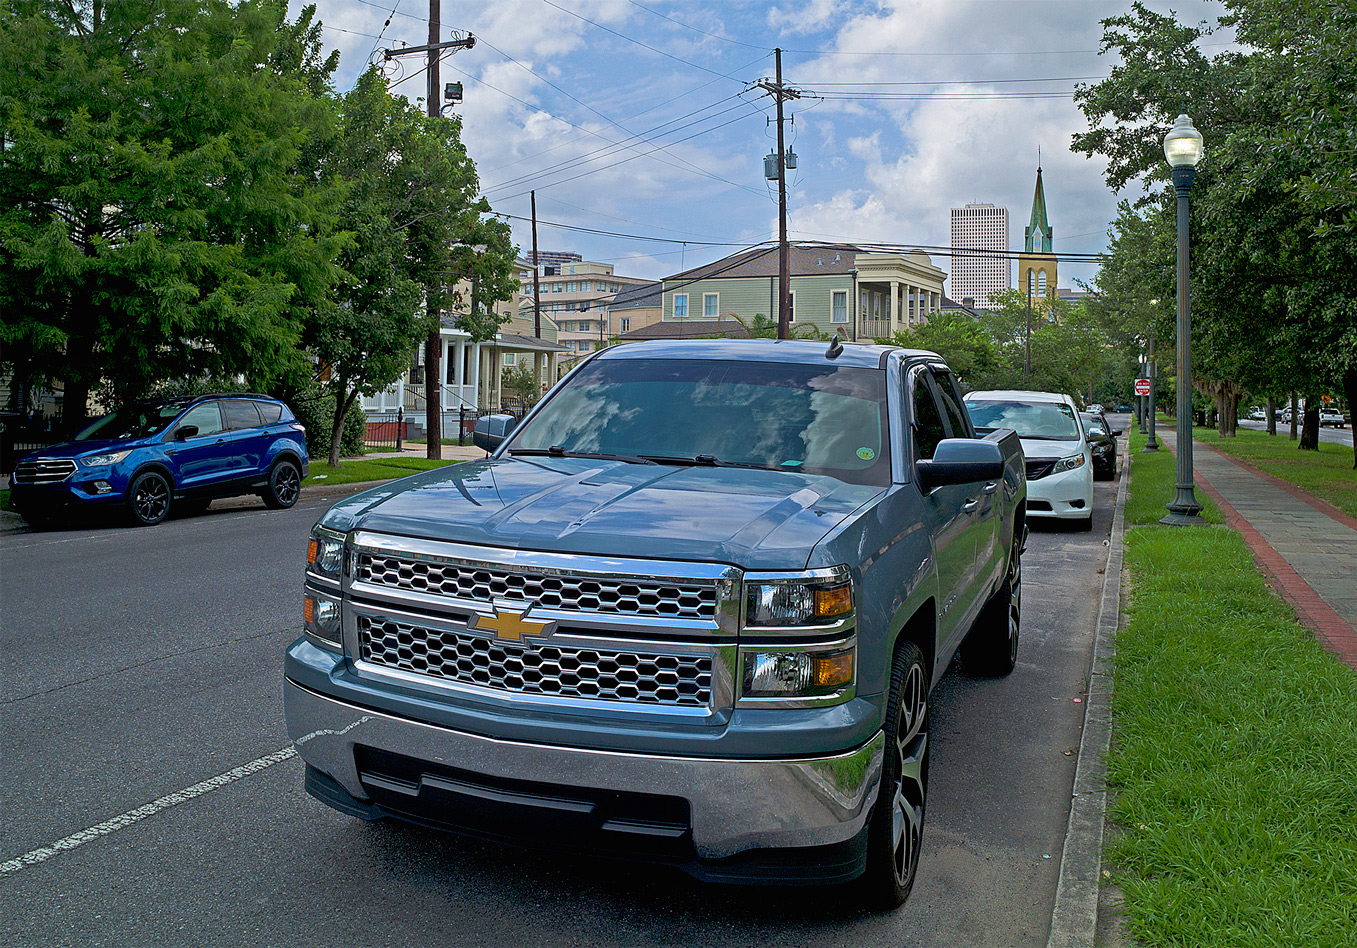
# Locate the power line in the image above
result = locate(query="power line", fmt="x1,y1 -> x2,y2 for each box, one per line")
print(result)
537,0 -> 749,82
809,75 -> 1106,86
494,213 -> 754,247
624,0 -> 772,51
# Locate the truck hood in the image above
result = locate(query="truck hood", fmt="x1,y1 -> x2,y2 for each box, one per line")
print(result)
319,457 -> 885,571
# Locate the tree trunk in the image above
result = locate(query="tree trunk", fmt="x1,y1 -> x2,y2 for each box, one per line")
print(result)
1289,393 -> 1299,440
329,385 -> 358,467
1221,390 -> 1241,437
1299,398 -> 1320,450
1343,367 -> 1357,470
1266,396 -> 1277,436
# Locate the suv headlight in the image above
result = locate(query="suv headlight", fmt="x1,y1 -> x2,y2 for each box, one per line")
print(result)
1053,453 -> 1086,474
79,450 -> 131,467
307,527 -> 345,578
745,578 -> 853,627
741,643 -> 855,700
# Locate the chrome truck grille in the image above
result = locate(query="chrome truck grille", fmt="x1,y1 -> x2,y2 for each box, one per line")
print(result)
12,459 -> 77,484
357,615 -> 713,708
356,552 -> 718,620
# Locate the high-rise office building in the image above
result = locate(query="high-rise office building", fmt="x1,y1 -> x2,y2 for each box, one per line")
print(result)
950,204 -> 1010,307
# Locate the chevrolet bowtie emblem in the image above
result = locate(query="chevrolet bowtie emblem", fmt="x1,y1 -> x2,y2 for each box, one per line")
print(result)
472,602 -> 556,642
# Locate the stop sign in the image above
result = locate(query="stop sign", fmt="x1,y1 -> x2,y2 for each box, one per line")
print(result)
1134,378 -> 1152,396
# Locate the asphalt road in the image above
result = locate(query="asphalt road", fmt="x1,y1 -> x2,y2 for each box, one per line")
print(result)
1235,418 -> 1353,447
0,472 -> 1117,947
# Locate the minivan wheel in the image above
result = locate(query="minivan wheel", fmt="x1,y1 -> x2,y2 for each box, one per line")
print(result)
860,639 -> 929,909
127,471 -> 172,526
263,459 -> 301,509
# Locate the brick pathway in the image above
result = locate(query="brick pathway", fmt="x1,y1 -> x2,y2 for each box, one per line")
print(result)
1153,429 -> 1357,669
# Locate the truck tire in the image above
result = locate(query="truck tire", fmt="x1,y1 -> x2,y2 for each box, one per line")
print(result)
860,639 -> 929,909
262,459 -> 301,509
961,545 -> 1021,676
126,470 -> 172,526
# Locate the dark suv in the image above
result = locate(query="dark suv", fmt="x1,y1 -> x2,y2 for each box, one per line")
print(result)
9,394 -> 309,527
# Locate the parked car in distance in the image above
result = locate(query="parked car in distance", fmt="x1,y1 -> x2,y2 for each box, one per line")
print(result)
1086,403 -> 1105,415
965,390 -> 1095,530
8,393 -> 308,528
1112,403 -> 1134,413
1319,407 -> 1346,427
1248,406 -> 1268,421
1080,411 -> 1121,481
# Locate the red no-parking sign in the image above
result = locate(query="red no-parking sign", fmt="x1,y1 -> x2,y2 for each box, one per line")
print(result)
1134,378 -> 1151,396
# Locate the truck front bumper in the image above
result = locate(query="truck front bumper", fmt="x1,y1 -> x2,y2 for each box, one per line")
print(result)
285,677 -> 884,882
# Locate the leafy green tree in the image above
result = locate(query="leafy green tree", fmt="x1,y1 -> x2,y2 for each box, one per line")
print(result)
1073,0 -> 1357,463
0,0 -> 346,432
889,311 -> 998,390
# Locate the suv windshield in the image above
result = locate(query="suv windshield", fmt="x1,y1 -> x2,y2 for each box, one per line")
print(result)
74,401 -> 188,442
965,399 -> 1081,441
508,358 -> 890,486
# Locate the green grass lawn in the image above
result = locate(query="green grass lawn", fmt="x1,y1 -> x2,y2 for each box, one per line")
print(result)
1111,428 -> 1357,946
1188,424 -> 1357,519
304,456 -> 461,487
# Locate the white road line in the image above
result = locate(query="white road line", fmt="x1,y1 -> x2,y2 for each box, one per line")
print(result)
0,747 -> 297,875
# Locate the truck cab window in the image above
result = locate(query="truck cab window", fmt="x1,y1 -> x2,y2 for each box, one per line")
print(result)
911,372 -> 946,462
932,370 -> 973,439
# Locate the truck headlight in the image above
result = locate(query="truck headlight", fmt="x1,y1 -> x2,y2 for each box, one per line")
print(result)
741,644 -> 855,699
307,528 -> 345,578
304,590 -> 342,647
1053,453 -> 1086,474
745,578 -> 853,627
79,450 -> 131,467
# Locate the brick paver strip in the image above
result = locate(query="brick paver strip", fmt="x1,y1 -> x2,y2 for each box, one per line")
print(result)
1194,439 -> 1357,531
1155,433 -> 1357,670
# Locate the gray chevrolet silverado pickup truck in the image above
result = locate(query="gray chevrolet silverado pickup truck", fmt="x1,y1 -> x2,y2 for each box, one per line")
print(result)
285,339 -> 1026,907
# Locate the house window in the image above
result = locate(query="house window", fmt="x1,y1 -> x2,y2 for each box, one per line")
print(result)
788,292 -> 795,323
674,294 -> 688,319
703,293 -> 719,318
620,318 -> 631,332
832,290 -> 848,323
503,352 -> 517,366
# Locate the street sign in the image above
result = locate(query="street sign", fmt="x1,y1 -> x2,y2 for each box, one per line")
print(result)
1135,378 -> 1151,396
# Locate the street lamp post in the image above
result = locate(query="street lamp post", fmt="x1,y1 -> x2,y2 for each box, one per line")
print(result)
1145,329 -> 1160,451
1161,114 -> 1204,525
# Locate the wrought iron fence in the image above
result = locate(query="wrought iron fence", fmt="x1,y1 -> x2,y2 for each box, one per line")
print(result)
1,415 -> 63,475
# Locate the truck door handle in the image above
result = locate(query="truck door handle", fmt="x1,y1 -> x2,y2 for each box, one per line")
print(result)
983,482 -> 998,494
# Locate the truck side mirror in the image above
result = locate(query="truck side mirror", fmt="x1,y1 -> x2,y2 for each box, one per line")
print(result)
473,413 -> 518,452
175,425 -> 199,441
916,438 -> 1004,489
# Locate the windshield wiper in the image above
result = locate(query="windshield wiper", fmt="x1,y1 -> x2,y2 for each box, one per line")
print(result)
638,454 -> 780,472
509,447 -> 657,465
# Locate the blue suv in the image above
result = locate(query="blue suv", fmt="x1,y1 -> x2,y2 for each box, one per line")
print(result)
9,394 -> 309,527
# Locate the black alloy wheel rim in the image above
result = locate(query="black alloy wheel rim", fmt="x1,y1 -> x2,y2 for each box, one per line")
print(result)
891,662 -> 928,887
1008,556 -> 1022,664
135,476 -> 169,522
275,465 -> 299,506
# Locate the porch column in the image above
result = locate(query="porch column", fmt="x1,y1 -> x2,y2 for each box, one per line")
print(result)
454,339 -> 466,407
888,280 -> 899,332
469,342 -> 481,409
439,336 -> 450,414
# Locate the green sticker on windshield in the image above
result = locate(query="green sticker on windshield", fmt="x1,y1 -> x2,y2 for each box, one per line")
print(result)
857,447 -> 876,461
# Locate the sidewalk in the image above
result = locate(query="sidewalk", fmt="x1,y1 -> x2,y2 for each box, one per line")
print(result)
1155,427 -> 1357,668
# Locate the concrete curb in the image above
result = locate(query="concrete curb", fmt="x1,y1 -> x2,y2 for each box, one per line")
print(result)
1046,438 -> 1129,948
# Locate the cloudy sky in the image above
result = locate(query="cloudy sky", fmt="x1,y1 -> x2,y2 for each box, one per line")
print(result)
295,0 -> 1230,288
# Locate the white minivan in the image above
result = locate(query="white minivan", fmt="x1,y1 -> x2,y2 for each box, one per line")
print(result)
963,390 -> 1095,530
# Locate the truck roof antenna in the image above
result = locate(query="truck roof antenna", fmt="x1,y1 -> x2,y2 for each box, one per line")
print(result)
825,336 -> 844,359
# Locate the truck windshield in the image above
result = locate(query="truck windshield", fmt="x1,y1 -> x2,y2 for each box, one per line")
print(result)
509,358 -> 890,486
73,402 -> 188,442
964,399 -> 1080,441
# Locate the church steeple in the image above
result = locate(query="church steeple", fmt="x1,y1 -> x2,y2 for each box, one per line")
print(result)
1024,166 -> 1053,254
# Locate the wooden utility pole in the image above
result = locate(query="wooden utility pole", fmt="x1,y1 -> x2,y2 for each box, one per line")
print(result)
531,190 -> 542,340
382,5 -> 474,458
423,0 -> 442,457
757,49 -> 800,340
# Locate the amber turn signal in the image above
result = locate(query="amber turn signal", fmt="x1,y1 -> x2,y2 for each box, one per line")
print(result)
813,583 -> 853,618
813,648 -> 854,689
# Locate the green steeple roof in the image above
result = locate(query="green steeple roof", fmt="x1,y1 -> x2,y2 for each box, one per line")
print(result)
1024,167 -> 1053,254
